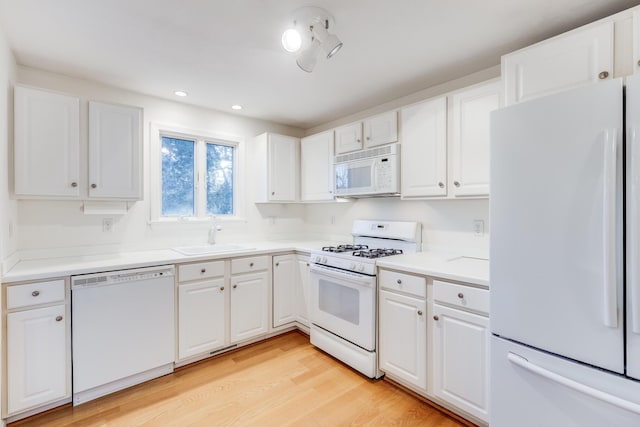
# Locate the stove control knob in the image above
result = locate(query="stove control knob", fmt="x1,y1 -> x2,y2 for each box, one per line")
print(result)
350,263 -> 356,270
322,257 -> 328,263
358,265 -> 365,272
315,256 -> 322,263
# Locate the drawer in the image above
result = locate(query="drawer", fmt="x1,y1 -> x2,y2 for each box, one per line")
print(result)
379,269 -> 426,299
179,260 -> 225,282
7,279 -> 66,309
231,256 -> 269,275
433,280 -> 489,314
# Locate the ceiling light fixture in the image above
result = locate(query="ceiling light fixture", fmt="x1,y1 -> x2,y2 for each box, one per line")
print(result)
174,90 -> 188,97
282,6 -> 343,73
231,105 -> 242,110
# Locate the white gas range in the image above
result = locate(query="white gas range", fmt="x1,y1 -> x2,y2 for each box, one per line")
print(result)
309,220 -> 421,378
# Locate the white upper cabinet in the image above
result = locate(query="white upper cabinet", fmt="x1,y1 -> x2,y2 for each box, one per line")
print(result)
253,133 -> 300,202
14,86 -> 80,198
301,130 -> 334,201
449,79 -> 502,197
363,110 -> 398,148
400,96 -> 447,198
334,122 -> 363,154
503,21 -> 614,106
88,101 -> 142,199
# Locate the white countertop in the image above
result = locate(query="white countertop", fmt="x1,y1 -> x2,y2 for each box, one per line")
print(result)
376,252 -> 489,288
3,243 -> 489,287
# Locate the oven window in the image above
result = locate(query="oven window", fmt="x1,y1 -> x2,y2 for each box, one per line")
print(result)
318,279 -> 360,325
335,164 -> 371,190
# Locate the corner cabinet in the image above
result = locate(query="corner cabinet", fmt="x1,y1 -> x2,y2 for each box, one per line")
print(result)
88,101 -> 142,199
14,86 -> 80,198
301,131 -> 334,201
4,279 -> 71,417
253,133 -> 300,202
400,96 -> 447,198
449,79 -> 502,197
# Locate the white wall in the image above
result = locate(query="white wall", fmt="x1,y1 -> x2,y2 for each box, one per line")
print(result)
0,25 -> 17,267
15,66 -> 307,256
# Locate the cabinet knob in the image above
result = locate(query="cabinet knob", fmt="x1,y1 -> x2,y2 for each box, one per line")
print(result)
201,268 -> 206,273
275,262 -> 279,267
271,191 -> 275,196
357,139 -> 361,143
453,181 -> 460,187
433,315 -> 439,321
438,182 -> 444,188
32,290 -> 40,297
91,183 -> 97,189
637,60 -> 640,67
71,182 -> 78,188
249,262 -> 254,267
417,310 -> 423,316
599,71 -> 609,80
233,284 -> 238,289
457,292 -> 464,299
396,279 -> 402,284
366,136 -> 371,141
306,263 -> 310,267
220,286 -> 224,291
55,316 -> 63,322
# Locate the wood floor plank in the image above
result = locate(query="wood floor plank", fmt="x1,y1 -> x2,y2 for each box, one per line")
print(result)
9,331 -> 469,427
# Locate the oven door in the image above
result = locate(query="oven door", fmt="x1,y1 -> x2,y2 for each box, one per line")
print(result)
309,264 -> 376,351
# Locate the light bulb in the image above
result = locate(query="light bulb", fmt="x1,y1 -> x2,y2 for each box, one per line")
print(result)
282,29 -> 302,53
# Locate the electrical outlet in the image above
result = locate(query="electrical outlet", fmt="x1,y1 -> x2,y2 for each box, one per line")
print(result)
473,220 -> 484,237
103,218 -> 114,232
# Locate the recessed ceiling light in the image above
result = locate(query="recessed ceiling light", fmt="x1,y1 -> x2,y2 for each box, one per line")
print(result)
174,90 -> 188,97
231,105 -> 243,110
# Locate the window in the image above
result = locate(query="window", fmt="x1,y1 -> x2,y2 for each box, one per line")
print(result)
156,129 -> 239,220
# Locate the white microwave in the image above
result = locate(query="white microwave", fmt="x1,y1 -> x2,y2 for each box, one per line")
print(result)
334,143 -> 400,197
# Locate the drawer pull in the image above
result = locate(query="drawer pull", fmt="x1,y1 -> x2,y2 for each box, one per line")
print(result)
71,182 -> 78,188
91,183 -> 97,189
438,182 -> 444,188
32,290 -> 40,297
396,279 -> 402,284
457,292 -> 464,299
433,315 -> 439,321
201,268 -> 206,273
55,316 -> 63,322
454,181 -> 461,187
220,287 -> 224,291
599,71 -> 609,80
249,262 -> 254,267
417,310 -> 423,316
233,284 -> 238,289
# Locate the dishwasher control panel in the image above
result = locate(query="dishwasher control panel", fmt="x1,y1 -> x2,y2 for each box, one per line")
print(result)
71,265 -> 175,288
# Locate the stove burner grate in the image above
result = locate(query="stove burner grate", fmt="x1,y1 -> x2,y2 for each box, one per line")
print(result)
322,244 -> 369,253
352,248 -> 404,259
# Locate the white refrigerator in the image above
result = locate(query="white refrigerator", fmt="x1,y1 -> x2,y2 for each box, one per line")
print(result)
490,76 -> 640,426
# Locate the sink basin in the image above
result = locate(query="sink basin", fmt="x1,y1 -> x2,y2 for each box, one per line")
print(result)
172,244 -> 252,256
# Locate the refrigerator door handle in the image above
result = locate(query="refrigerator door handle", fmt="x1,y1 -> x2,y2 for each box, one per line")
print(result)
603,129 -> 618,328
508,352 -> 640,415
630,125 -> 640,334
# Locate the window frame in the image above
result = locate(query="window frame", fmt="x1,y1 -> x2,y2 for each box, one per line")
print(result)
150,123 -> 245,223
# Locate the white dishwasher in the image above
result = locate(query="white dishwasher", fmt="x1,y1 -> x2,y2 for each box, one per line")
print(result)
71,265 -> 175,405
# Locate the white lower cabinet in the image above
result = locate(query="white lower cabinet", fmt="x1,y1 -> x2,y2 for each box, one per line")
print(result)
177,278 -> 226,360
273,255 -> 296,327
379,288 -> 427,389
230,271 -> 269,343
5,279 -> 70,417
432,280 -> 490,423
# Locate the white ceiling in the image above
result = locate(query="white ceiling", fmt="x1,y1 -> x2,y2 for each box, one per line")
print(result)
0,0 -> 638,129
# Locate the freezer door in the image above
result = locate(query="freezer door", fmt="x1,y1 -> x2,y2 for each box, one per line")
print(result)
491,336 -> 640,427
490,79 -> 624,373
627,74 -> 640,380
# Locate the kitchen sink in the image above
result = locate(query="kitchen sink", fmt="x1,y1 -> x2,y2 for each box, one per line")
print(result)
172,244 -> 252,256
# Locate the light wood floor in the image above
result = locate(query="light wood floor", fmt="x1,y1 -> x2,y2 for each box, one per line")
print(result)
11,331 -> 468,427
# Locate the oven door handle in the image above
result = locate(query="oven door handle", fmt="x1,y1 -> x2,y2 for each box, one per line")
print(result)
309,264 -> 375,287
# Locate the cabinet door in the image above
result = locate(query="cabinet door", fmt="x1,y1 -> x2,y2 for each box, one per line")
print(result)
89,101 -> 142,199
334,122 -> 363,154
433,303 -> 489,422
178,278 -> 226,360
230,271 -> 269,343
503,21 -> 614,106
273,255 -> 296,327
450,80 -> 501,197
378,289 -> 427,389
400,97 -> 447,198
7,304 -> 68,414
295,255 -> 310,326
364,110 -> 398,148
301,131 -> 335,201
268,134 -> 299,201
14,86 -> 80,197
